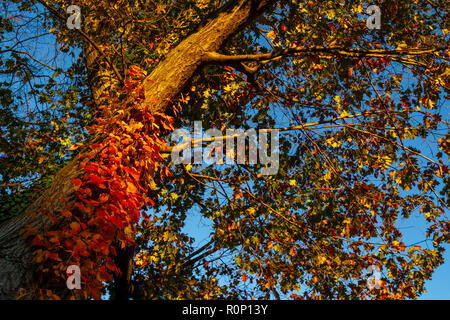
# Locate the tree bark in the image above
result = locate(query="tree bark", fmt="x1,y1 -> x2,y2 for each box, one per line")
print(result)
0,0 -> 276,299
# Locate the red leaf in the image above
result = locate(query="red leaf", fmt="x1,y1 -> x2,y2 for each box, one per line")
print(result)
73,179 -> 82,186
33,235 -> 45,246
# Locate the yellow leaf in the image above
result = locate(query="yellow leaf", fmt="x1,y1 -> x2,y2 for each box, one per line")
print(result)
334,95 -> 341,113
132,122 -> 144,131
156,3 -> 166,14
223,84 -> 233,92
396,42 -> 408,50
203,89 -> 211,98
317,255 -> 327,265
266,31 -> 276,40
340,110 -> 350,118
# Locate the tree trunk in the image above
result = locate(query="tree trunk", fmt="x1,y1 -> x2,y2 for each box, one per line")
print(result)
0,0 -> 276,299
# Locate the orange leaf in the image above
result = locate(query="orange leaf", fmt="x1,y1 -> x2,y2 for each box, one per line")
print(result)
61,209 -> 72,218
289,247 -> 296,257
67,143 -> 82,151
126,181 -> 138,194
70,222 -> 81,232
99,193 -> 109,203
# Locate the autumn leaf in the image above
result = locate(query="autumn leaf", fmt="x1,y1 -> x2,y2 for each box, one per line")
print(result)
70,222 -> 81,233
126,181 -> 138,194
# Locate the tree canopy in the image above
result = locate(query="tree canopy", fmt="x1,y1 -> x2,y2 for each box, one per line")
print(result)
0,0 -> 448,300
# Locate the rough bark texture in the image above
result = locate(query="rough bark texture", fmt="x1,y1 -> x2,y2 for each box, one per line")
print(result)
0,154 -> 83,299
0,0 -> 276,299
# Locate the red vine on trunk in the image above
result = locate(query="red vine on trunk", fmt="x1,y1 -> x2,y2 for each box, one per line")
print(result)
22,65 -> 176,299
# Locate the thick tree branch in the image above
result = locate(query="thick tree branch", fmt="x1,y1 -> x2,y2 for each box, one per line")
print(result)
203,46 -> 447,66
